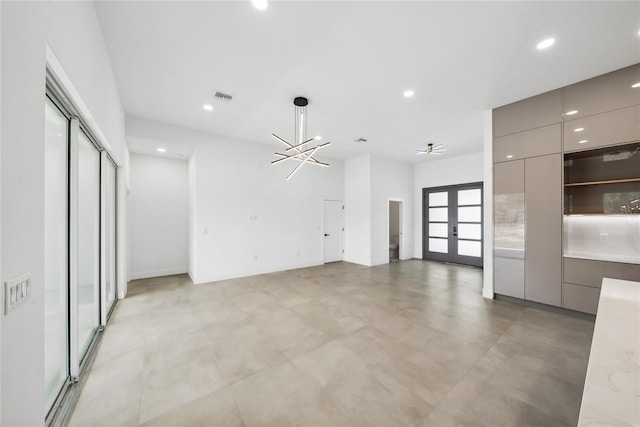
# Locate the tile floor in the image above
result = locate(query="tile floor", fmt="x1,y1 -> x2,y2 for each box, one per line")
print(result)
68,260 -> 595,427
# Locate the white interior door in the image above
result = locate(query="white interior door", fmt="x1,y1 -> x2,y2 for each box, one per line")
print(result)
323,200 -> 343,263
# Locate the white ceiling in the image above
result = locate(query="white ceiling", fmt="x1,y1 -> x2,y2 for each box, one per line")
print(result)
95,1 -> 640,163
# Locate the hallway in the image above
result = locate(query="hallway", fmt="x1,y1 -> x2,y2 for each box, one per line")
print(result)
69,260 -> 594,426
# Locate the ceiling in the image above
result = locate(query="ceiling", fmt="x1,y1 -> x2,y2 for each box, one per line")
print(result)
95,1 -> 640,163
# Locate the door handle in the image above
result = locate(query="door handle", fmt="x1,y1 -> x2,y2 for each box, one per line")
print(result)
324,234 -> 330,237
453,226 -> 457,237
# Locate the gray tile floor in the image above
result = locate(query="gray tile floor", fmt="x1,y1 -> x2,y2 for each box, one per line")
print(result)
68,260 -> 595,427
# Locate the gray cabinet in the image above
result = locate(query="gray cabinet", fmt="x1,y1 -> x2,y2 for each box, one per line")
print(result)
563,63 -> 640,120
562,283 -> 600,315
524,154 -> 562,306
564,257 -> 640,288
563,257 -> 640,314
492,63 -> 640,313
492,155 -> 562,306
494,124 -> 561,162
494,160 -> 525,298
563,105 -> 640,152
493,89 -> 563,138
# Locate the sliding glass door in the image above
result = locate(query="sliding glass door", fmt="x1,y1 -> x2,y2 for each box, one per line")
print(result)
103,156 -> 118,317
44,97 -> 69,411
76,131 -> 101,362
44,84 -> 120,421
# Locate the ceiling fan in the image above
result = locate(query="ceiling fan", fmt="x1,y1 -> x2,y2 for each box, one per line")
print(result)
416,143 -> 446,155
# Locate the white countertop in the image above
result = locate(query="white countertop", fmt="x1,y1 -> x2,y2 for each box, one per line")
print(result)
578,277 -> 640,427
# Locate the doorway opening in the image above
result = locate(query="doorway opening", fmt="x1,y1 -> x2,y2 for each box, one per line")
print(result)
389,200 -> 402,262
422,183 -> 483,267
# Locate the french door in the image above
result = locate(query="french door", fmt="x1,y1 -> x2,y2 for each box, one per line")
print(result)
423,183 -> 483,267
44,86 -> 119,422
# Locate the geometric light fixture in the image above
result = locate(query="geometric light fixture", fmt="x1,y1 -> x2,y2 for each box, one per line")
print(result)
271,97 -> 331,180
416,143 -> 446,155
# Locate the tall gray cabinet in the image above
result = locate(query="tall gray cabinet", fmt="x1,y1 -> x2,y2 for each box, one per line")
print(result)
493,90 -> 563,306
493,63 -> 640,314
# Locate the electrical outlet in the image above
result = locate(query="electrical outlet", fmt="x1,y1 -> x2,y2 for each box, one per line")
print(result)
4,273 -> 31,315
599,233 -> 608,242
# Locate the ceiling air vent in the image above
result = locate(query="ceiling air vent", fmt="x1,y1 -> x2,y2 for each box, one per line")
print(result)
214,91 -> 233,102
354,138 -> 368,143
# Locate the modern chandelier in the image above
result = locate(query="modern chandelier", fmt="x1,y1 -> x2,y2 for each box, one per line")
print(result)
271,97 -> 331,180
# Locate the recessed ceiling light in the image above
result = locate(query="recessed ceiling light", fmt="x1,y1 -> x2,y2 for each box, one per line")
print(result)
565,110 -> 578,115
578,140 -> 588,144
632,82 -> 640,88
403,90 -> 415,98
536,38 -> 556,50
203,104 -> 214,111
506,155 -> 514,159
157,148 -> 166,153
314,135 -> 322,140
251,0 -> 268,10
574,127 -> 584,132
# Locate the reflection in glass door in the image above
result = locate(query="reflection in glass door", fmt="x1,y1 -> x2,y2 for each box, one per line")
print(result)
76,131 -> 101,362
44,97 -> 69,412
423,183 -> 483,267
103,156 -> 118,317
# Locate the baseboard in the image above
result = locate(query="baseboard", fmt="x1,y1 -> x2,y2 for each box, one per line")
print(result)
495,294 -> 595,320
129,267 -> 188,280
482,287 -> 494,299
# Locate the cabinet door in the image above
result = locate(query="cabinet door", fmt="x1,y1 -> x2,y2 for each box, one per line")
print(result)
562,283 -> 600,315
494,160 -> 525,298
563,105 -> 640,152
493,89 -> 563,138
494,124 -> 561,162
525,154 -> 562,306
563,63 -> 640,120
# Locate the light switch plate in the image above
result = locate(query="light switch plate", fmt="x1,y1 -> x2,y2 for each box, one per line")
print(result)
4,273 -> 31,315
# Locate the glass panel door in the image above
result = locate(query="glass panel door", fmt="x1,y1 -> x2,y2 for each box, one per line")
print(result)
44,97 -> 69,413
77,131 -> 101,361
423,183 -> 483,267
453,187 -> 483,266
425,191 -> 450,262
104,158 -> 117,316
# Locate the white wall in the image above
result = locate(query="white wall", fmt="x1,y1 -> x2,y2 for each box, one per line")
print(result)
371,156 -> 414,265
188,154 -> 197,279
128,154 -> 188,280
344,154 -> 372,265
1,2 -> 126,424
413,151 -> 484,258
483,110 -> 494,298
0,2 -> 3,421
192,141 -> 344,283
126,117 -> 345,284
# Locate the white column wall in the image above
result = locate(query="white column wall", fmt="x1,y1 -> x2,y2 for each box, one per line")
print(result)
370,156 -> 414,265
483,110 -> 494,298
344,154 -> 372,266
